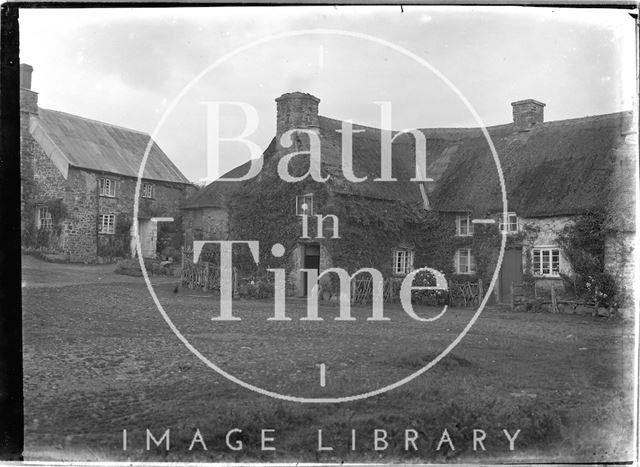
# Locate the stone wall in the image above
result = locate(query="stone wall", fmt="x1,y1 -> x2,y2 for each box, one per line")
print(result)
21,112 -> 191,261
62,170 -> 99,261
604,231 -> 635,309
21,111 -> 70,252
86,172 -> 188,260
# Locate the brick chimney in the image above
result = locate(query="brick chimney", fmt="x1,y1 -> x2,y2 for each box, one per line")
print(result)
20,63 -> 38,114
511,99 -> 545,132
275,92 -> 320,143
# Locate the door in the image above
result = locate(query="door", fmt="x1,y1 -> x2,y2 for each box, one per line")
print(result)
498,248 -> 523,303
138,219 -> 157,258
301,244 -> 321,297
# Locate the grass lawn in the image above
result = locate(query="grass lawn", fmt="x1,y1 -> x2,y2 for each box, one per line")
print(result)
22,262 -> 636,463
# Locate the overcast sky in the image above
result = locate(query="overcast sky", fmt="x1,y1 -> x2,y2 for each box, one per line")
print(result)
20,6 -> 637,183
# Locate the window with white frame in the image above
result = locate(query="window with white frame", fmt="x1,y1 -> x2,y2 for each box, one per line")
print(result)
393,249 -> 414,275
455,248 -> 476,274
99,214 -> 116,234
498,212 -> 519,233
456,214 -> 474,236
296,194 -> 314,216
142,182 -> 155,199
532,247 -> 560,276
98,178 -> 116,197
36,205 -> 53,230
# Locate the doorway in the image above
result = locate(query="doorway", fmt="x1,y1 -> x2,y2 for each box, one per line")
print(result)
137,219 -> 157,258
497,248 -> 523,303
300,243 -> 320,297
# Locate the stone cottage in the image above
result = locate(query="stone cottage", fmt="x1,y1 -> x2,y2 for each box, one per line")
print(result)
20,64 -> 193,262
183,92 -> 636,305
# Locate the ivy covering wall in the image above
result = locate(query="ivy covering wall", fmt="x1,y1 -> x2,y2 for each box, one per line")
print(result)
227,157 -> 458,280
22,198 -> 67,251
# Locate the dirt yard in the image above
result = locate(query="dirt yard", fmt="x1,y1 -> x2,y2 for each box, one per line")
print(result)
21,256 -> 636,463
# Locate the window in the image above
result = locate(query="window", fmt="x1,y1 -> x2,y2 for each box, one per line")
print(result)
532,247 -> 560,276
455,248 -> 476,274
296,194 -> 314,216
499,212 -> 519,233
456,214 -> 474,236
99,214 -> 116,234
393,249 -> 414,275
36,206 -> 52,230
99,178 -> 116,197
142,183 -> 155,199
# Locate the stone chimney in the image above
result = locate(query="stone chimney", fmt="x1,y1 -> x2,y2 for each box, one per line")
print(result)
20,63 -> 38,114
511,99 -> 545,132
275,92 -> 320,143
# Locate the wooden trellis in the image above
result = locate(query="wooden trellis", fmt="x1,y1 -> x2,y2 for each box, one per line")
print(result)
351,276 -> 373,304
351,277 -> 403,304
448,280 -> 483,307
181,246 -> 231,291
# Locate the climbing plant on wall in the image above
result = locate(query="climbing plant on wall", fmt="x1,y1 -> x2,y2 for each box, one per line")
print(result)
23,198 -> 68,250
556,210 -> 617,307
228,163 -> 457,281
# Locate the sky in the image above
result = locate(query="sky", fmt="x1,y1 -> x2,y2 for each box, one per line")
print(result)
19,6 -> 637,183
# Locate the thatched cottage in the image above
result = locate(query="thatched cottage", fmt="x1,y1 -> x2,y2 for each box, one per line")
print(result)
183,92 -> 435,297
183,92 -> 636,306
20,64 -> 193,262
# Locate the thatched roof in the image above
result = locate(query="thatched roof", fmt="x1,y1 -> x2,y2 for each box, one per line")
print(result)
31,108 -> 190,184
317,116 -> 427,204
185,108 -> 634,224
428,112 -> 633,218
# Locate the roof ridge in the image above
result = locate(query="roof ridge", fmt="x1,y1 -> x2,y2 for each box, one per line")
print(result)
537,110 -> 631,128
38,107 -> 152,137
321,110 -> 631,134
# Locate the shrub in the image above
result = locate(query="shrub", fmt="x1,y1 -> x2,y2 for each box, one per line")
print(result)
557,211 -> 618,309
584,272 -> 617,308
238,279 -> 274,299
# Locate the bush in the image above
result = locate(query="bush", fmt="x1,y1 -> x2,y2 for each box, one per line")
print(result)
412,289 -> 449,306
557,211 -> 618,309
584,272 -> 617,308
238,279 -> 273,299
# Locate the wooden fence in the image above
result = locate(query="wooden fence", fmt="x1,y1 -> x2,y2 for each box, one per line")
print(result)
181,246 -> 237,292
350,276 -> 404,304
350,276 -> 483,307
449,280 -> 483,307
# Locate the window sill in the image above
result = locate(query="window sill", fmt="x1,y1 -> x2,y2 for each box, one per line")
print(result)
99,195 -> 116,198
98,232 -> 115,235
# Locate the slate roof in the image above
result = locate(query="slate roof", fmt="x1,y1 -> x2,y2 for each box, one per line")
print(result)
32,108 -> 190,184
184,107 -> 634,221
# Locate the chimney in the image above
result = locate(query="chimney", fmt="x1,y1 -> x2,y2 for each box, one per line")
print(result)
20,63 -> 38,114
275,92 -> 320,143
511,99 -> 545,132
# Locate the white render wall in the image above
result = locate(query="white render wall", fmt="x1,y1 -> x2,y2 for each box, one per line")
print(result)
518,216 -> 575,290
